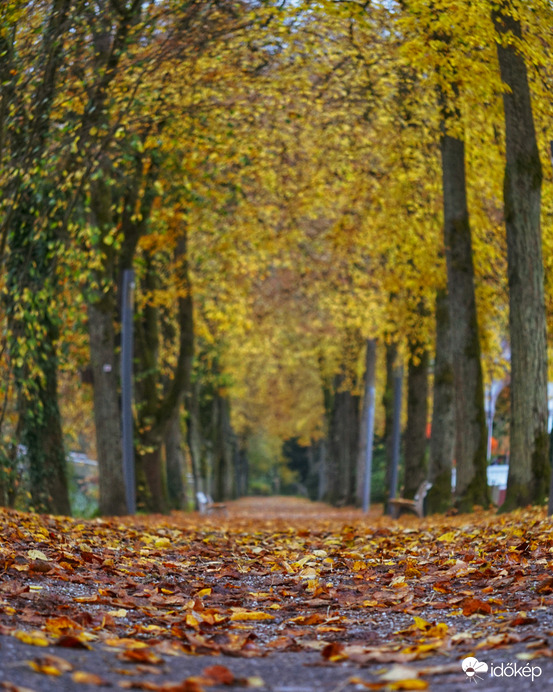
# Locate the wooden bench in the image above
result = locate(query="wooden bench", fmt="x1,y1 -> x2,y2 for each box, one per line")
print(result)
196,491 -> 227,515
387,481 -> 432,518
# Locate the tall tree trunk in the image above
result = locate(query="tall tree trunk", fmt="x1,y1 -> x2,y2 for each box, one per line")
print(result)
212,393 -> 235,502
19,318 -> 70,516
234,434 -> 249,498
88,300 -> 127,515
427,288 -> 455,514
185,379 -> 202,506
326,379 -> 360,506
88,173 -> 128,516
441,132 -> 489,511
493,3 -> 549,508
165,403 -> 187,510
317,438 -> 327,502
6,193 -> 71,516
1,0 -> 73,516
403,344 -> 429,499
135,234 -> 195,513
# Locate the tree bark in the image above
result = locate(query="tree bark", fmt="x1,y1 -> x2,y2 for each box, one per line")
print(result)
493,3 -> 549,509
403,345 -> 429,499
1,0 -> 73,516
88,172 -> 128,516
165,403 -> 187,510
326,379 -> 360,506
135,234 -> 195,513
88,299 -> 127,515
426,288 -> 455,514
441,133 -> 489,511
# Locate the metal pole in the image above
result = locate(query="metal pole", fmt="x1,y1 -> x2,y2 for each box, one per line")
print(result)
547,141 -> 553,515
388,366 -> 403,514
121,269 -> 136,514
486,386 -> 494,461
362,339 -> 377,513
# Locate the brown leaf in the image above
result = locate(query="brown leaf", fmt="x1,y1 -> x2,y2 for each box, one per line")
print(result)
461,598 -> 493,616
203,665 -> 234,685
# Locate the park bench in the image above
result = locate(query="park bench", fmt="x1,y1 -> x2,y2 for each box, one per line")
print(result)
387,480 -> 432,518
196,491 -> 227,515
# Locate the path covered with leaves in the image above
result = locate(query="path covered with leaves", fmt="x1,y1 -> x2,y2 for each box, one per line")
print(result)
1,497 -> 553,691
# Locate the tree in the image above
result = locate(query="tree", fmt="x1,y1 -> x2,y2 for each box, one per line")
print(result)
1,0 -> 74,514
426,288 -> 455,514
403,341 -> 429,499
492,0 -> 549,508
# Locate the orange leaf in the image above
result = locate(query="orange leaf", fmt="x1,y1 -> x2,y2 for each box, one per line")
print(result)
118,649 -> 165,665
462,598 -> 492,616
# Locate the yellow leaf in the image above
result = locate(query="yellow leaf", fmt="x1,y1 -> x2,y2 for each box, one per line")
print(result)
154,537 -> 172,548
389,681 -> 429,690
14,630 -> 50,647
230,611 -> 275,621
28,661 -> 63,676
436,532 -> 456,542
27,655 -> 72,675
413,617 -> 431,630
72,671 -> 107,685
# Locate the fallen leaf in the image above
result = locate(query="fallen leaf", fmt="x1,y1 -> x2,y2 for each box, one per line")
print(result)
13,630 -> 50,647
72,671 -> 108,685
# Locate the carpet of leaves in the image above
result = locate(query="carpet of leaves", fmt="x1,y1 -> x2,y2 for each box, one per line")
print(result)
1,496 -> 553,691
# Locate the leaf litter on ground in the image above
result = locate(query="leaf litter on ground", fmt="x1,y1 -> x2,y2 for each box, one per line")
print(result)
1,496 -> 553,690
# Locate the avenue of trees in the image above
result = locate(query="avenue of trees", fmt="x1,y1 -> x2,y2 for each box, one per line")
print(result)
0,0 -> 552,516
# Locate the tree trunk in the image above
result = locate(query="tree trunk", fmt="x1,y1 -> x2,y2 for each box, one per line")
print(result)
185,379 -> 202,507
165,403 -> 187,510
427,288 -> 455,514
5,193 -> 71,516
20,326 -> 71,516
88,172 -> 128,516
493,3 -> 549,509
441,132 -> 489,511
383,342 -> 398,501
1,0 -> 73,516
326,379 -> 360,506
234,434 -> 249,498
88,299 -> 127,515
212,393 -> 235,502
403,344 -> 429,499
135,233 -> 195,513
317,438 -> 327,501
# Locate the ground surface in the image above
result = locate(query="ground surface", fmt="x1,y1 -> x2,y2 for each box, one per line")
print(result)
1,496 -> 553,691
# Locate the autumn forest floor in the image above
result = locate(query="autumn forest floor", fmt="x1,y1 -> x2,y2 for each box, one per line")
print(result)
1,497 -> 553,691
